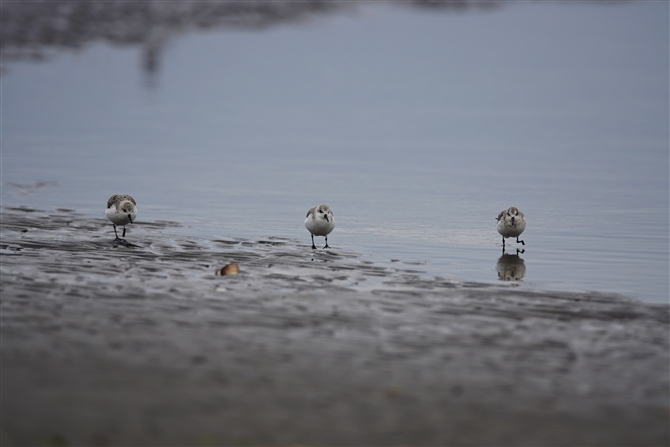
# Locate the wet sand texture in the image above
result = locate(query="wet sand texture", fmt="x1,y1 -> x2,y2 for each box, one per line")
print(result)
1,209 -> 668,446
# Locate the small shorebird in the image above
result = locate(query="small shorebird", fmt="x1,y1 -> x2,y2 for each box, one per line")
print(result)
304,204 -> 335,249
106,194 -> 137,240
496,206 -> 526,251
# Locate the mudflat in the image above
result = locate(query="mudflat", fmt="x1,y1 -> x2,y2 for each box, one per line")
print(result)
1,208 -> 668,446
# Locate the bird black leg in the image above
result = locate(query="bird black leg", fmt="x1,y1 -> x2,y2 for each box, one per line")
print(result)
113,224 -> 121,240
517,237 -> 525,245
311,234 -> 316,250
324,236 -> 330,249
122,226 -> 127,238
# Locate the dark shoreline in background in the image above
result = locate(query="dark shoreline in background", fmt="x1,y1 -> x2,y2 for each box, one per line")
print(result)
1,0 -> 500,78
1,207 -> 668,446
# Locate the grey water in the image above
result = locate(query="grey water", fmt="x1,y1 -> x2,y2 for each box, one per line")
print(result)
2,1 -> 668,303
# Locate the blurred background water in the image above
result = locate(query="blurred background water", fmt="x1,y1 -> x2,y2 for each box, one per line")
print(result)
2,1 -> 668,303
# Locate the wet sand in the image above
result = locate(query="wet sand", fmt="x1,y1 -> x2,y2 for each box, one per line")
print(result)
1,208 -> 668,446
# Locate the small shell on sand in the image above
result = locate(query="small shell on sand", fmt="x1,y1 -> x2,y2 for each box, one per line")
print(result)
216,264 -> 239,276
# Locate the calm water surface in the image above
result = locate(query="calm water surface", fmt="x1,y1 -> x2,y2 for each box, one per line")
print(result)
3,2 -> 668,302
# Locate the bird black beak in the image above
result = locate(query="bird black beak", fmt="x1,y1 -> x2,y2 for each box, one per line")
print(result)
511,217 -> 515,224
324,215 -> 329,222
128,214 -> 133,224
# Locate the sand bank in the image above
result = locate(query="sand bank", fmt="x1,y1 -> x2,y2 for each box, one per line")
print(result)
1,208 -> 668,446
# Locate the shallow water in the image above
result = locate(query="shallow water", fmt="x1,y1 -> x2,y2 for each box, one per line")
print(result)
3,5 -> 669,444
3,1 -> 668,303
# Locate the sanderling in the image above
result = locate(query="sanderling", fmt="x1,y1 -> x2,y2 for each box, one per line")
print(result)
106,194 -> 137,240
496,206 -> 526,251
304,204 -> 335,249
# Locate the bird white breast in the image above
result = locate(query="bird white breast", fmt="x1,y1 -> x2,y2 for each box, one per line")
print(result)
106,205 -> 137,226
304,215 -> 334,236
497,218 -> 525,238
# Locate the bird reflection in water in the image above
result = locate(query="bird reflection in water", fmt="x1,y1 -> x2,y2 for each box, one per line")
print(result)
496,253 -> 526,281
